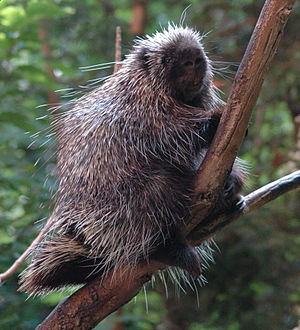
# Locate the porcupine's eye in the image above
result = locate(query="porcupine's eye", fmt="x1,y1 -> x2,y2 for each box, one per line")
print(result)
162,55 -> 172,66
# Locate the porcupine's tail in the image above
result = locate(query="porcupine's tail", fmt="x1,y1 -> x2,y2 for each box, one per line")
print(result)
19,235 -> 104,296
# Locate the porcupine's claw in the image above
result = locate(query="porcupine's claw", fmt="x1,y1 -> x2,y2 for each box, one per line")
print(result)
221,161 -> 245,212
236,195 -> 246,208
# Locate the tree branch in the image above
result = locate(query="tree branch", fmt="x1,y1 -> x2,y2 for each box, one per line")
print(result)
36,262 -> 162,330
188,170 -> 300,244
187,0 -> 296,233
113,26 -> 122,74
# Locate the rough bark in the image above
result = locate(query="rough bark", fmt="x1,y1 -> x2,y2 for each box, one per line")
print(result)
188,169 -> 300,244
36,262 -> 162,330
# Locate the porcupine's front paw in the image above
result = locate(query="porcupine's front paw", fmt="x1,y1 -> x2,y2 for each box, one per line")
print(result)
221,183 -> 246,215
201,111 -> 222,146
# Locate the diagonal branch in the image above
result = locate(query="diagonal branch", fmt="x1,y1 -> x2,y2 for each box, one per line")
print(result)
186,0 -> 296,233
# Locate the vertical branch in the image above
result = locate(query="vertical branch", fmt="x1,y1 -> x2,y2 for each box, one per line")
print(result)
114,27 -> 122,74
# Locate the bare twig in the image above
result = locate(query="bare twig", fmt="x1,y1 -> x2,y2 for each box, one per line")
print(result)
1,20 -> 60,284
0,25 -> 124,285
0,215 -> 54,284
113,26 -> 122,74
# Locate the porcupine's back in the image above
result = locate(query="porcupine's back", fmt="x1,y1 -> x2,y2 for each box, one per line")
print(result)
19,25 -> 221,295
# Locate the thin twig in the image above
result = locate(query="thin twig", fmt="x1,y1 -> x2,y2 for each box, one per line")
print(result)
0,215 -> 54,283
0,26 -> 123,285
114,26 -> 122,74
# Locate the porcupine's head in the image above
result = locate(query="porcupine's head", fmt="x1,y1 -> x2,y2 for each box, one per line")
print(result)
123,24 -> 215,109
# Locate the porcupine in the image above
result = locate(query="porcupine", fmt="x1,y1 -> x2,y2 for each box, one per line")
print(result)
19,25 -> 246,295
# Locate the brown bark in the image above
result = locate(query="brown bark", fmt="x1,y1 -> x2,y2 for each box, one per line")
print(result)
186,0 -> 295,233
36,262 -> 162,330
189,169 -> 300,244
36,1 -> 296,329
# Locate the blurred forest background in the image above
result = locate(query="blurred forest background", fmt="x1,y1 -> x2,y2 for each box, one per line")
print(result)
0,0 -> 299,329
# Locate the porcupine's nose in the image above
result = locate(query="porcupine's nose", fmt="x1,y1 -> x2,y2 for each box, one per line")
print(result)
183,57 -> 203,86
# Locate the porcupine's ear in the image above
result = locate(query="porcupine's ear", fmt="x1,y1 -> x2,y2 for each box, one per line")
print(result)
137,47 -> 150,70
161,53 -> 172,66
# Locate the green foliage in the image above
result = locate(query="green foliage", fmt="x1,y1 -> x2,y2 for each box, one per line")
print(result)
0,0 -> 299,329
